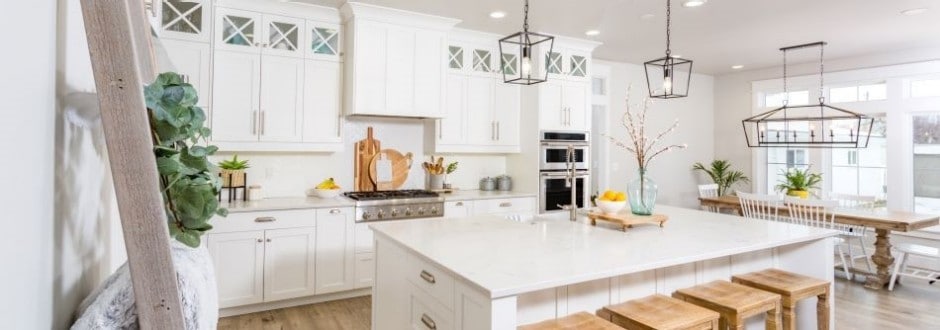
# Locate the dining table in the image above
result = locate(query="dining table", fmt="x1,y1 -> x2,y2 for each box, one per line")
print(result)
699,195 -> 940,290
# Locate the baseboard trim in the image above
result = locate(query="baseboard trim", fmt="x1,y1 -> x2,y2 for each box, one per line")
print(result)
219,288 -> 372,317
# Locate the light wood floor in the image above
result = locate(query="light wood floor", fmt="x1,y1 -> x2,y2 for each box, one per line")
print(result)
218,278 -> 940,330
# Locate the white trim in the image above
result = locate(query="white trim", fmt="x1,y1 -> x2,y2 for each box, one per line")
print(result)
591,63 -> 612,194
339,2 -> 461,29
219,288 -> 371,317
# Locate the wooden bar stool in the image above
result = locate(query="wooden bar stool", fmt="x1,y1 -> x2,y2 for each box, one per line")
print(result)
732,268 -> 830,330
597,294 -> 720,329
518,311 -> 622,330
672,280 -> 782,330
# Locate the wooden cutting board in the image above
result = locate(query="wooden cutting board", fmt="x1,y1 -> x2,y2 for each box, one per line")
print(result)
588,211 -> 668,231
355,127 -> 381,191
369,149 -> 413,190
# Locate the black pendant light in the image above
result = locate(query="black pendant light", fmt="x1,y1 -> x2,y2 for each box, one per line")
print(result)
644,0 -> 692,98
499,0 -> 554,85
742,42 -> 874,148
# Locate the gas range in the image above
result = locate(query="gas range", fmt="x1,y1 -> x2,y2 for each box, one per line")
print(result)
344,190 -> 444,222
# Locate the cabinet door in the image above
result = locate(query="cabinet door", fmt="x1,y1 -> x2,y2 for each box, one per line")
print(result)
568,53 -> 590,81
215,8 -> 262,54
315,207 -> 354,294
302,60 -> 342,143
544,49 -> 566,80
564,82 -> 589,131
493,80 -> 521,147
353,23 -> 387,115
259,56 -> 304,142
354,252 -> 375,289
307,21 -> 341,61
438,73 -> 467,144
262,14 -> 304,58
354,222 -> 374,253
466,75 -> 495,145
414,31 -> 445,117
446,44 -> 467,72
207,231 -> 265,308
263,227 -> 317,302
385,27 -> 416,115
444,200 -> 471,218
470,48 -> 496,77
538,81 -> 565,130
211,50 -> 260,142
158,39 -> 211,107
157,0 -> 210,42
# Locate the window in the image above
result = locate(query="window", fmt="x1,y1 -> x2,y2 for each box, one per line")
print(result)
767,148 -> 809,193
831,116 -> 887,201
764,91 -> 809,107
829,83 -> 887,103
592,77 -> 606,96
914,114 -> 940,213
911,79 -> 940,98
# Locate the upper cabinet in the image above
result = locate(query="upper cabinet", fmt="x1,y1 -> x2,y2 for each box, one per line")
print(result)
307,21 -> 341,61
542,47 -> 593,82
154,0 -> 211,42
341,2 -> 458,118
215,8 -> 305,58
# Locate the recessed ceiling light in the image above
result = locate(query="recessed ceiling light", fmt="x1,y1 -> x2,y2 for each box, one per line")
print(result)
901,8 -> 928,16
732,65 -> 744,70
682,0 -> 707,8
640,13 -> 656,20
585,30 -> 600,36
489,11 -> 506,19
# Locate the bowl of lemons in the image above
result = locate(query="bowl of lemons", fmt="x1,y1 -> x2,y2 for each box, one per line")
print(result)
596,190 -> 627,215
308,178 -> 342,199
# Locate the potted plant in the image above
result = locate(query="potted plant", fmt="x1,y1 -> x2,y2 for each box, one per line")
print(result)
218,154 -> 250,188
775,167 -> 822,199
692,160 -> 750,196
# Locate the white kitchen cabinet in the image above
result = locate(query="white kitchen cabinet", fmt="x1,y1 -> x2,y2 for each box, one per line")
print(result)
564,81 -> 589,130
157,39 -> 211,107
538,80 -> 590,131
353,223 -> 375,289
208,230 -> 265,308
444,200 -> 471,218
154,0 -> 211,42
466,75 -> 496,145
414,30 -> 446,116
302,59 -> 342,146
258,55 -> 304,142
261,14 -> 305,58
262,227 -> 317,302
315,207 -> 355,294
493,82 -> 521,147
472,197 -> 537,222
437,73 -> 467,145
211,50 -> 261,142
215,7 -> 262,53
306,21 -> 341,61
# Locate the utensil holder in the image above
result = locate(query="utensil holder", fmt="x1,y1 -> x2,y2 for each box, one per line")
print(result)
428,174 -> 445,190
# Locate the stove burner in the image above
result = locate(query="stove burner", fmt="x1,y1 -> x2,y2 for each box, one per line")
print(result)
344,190 -> 440,201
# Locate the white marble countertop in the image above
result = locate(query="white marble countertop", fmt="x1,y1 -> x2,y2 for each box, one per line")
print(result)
369,205 -> 839,298
223,190 -> 536,213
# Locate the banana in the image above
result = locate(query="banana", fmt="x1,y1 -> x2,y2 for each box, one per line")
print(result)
316,178 -> 340,190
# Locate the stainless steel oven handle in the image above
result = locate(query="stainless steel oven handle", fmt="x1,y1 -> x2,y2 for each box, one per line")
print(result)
540,172 -> 590,178
540,142 -> 590,147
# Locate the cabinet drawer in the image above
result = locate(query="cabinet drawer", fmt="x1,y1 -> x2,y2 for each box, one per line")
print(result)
354,222 -> 374,253
212,209 -> 316,232
472,197 -> 535,215
444,201 -> 471,218
407,255 -> 455,311
410,284 -> 455,330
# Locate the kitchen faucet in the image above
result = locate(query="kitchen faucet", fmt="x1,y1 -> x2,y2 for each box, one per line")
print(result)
563,145 -> 578,221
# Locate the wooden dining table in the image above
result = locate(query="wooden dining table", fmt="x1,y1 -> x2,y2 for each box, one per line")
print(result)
699,195 -> 940,290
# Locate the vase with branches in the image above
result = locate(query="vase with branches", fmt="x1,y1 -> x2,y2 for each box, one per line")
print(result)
606,89 -> 686,215
692,160 -> 750,196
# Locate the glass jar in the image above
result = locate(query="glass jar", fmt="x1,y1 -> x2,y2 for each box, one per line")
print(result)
627,168 -> 658,215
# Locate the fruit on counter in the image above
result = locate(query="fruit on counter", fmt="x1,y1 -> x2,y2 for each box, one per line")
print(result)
316,178 -> 341,190
597,189 -> 627,202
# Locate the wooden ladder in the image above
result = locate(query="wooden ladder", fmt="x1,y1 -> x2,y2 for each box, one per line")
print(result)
80,0 -> 186,328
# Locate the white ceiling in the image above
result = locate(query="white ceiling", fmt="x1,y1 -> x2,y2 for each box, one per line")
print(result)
291,0 -> 940,75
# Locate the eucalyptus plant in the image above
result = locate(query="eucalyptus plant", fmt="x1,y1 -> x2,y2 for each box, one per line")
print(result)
145,72 -> 227,248
692,160 -> 750,196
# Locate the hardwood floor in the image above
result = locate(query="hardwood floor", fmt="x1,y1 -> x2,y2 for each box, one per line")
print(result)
218,278 -> 940,329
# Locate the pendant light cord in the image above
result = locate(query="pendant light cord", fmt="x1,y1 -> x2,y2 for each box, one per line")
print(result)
782,49 -> 788,105
819,44 -> 825,104
665,0 -> 672,56
523,0 -> 529,33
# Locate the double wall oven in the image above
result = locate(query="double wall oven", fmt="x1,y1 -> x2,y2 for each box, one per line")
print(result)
539,131 -> 591,213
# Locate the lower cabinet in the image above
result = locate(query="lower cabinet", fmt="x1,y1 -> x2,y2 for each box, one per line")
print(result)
263,227 -> 317,302
207,230 -> 266,308
315,207 -> 355,294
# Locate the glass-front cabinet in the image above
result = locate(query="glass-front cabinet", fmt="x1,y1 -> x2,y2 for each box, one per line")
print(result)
215,8 -> 261,52
262,14 -> 304,58
307,21 -> 341,61
501,53 -> 518,76
569,54 -> 588,78
472,49 -> 494,74
156,0 -> 210,42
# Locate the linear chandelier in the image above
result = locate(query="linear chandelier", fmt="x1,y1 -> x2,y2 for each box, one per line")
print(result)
742,42 -> 874,148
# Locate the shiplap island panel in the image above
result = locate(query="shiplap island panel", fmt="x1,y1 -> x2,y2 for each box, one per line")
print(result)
369,205 -> 838,329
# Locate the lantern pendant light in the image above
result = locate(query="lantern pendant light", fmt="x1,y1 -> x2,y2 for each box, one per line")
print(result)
645,0 -> 693,98
499,0 -> 555,85
741,42 -> 874,148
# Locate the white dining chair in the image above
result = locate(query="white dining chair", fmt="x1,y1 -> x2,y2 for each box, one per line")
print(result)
829,193 -> 876,274
784,197 -> 855,280
736,191 -> 782,221
889,243 -> 940,291
698,184 -> 720,213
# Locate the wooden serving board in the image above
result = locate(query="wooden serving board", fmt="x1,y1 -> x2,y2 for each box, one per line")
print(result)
588,211 -> 668,231
355,127 -> 381,191
369,149 -> 413,190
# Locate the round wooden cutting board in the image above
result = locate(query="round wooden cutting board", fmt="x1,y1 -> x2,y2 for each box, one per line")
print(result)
369,149 -> 413,190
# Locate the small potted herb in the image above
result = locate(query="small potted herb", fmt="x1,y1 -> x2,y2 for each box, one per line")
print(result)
218,155 -> 250,188
775,167 -> 822,199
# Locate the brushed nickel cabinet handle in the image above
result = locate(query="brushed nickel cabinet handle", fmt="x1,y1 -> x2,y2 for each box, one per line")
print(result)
260,111 -> 266,136
252,110 -> 258,135
329,208 -> 341,214
254,216 -> 276,222
266,238 -> 272,242
419,270 -> 436,284
496,121 -> 500,140
455,202 -> 464,207
420,314 -> 437,330
499,202 -> 512,208
256,238 -> 263,243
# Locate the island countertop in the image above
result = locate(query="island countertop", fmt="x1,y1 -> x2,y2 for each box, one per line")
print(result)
369,205 -> 838,298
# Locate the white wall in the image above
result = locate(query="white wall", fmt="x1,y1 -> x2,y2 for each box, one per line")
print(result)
595,60 -> 716,208
211,118 -> 508,197
1,0 -> 56,328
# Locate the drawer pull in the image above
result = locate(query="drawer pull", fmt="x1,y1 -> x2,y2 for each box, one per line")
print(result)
254,216 -> 276,223
419,270 -> 436,284
420,314 -> 437,330
455,202 -> 464,207
499,202 -> 512,208
329,208 -> 342,214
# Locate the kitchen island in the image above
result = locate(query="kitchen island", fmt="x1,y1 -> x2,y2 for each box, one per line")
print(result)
370,205 -> 838,330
